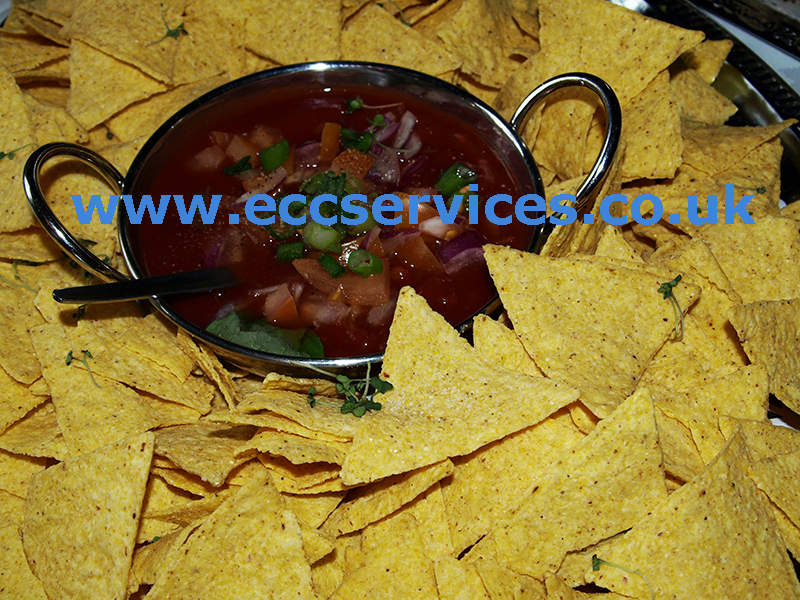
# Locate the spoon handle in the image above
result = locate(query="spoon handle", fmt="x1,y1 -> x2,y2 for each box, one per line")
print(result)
53,268 -> 238,304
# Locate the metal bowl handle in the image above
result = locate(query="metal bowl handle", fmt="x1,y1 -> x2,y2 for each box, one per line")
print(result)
23,142 -> 130,283
511,72 -> 622,216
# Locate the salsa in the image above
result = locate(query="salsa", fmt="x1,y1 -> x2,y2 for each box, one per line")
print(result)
131,85 -> 534,358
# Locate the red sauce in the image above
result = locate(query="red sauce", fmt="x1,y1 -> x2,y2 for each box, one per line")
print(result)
131,85 -> 534,358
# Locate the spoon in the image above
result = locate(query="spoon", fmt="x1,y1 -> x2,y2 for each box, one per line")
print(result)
53,268 -> 238,304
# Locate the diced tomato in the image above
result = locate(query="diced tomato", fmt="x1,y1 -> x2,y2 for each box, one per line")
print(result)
189,146 -> 226,171
320,122 -> 342,162
226,135 -> 259,169
393,235 -> 445,273
339,259 -> 390,306
262,283 -> 301,328
366,235 -> 385,258
331,149 -> 374,180
394,192 -> 439,230
293,258 -> 340,295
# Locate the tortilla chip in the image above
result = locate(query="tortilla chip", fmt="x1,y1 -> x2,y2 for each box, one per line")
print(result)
67,39 -> 167,130
241,0 -> 339,64
670,65 -> 737,124
442,415 -> 584,554
435,556 -> 491,600
719,416 -> 800,461
21,433 -> 154,600
283,490 -> 347,529
0,66 -> 37,233
341,287 -> 578,484
0,37 -> 68,75
329,513 -> 439,600
0,489 -> 48,599
587,432 -> 799,598
154,421 -> 258,487
62,0 -> 186,83
466,388 -> 667,578
485,246 -> 699,416
0,401 -> 69,461
0,365 -> 47,436
238,429 -> 350,465
701,216 -> 800,303
146,471 -> 318,600
30,323 -> 161,455
342,4 -> 460,77
471,313 -> 544,377
473,555 -> 546,599
680,39 -> 734,84
322,459 -> 453,537
728,299 -> 800,413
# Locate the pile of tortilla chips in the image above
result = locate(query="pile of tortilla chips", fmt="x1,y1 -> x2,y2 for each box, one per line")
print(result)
1,0 -> 800,598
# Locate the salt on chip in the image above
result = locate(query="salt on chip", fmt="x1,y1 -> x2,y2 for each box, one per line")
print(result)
466,388 -> 667,578
241,0 -> 339,65
342,4 -> 460,77
21,432 -> 154,600
588,432 -> 800,598
67,39 -> 167,129
442,415 -> 584,554
341,287 -> 578,485
322,459 -> 453,537
146,471 -> 318,600
728,299 -> 800,413
329,513 -> 439,600
485,246 -> 699,417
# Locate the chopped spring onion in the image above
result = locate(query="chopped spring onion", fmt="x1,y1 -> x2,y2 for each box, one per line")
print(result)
318,253 -> 346,278
259,139 -> 290,172
265,220 -> 296,241
276,241 -> 304,263
436,162 -> 478,198
304,221 -> 343,253
348,249 -> 382,278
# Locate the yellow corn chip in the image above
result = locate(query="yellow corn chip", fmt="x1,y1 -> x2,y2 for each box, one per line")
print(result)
0,401 -> 69,461
680,39 -> 734,84
0,364 -> 47,436
471,313 -> 544,377
670,65 -> 738,124
435,556 -> 491,600
719,416 -> 800,460
22,432 -> 154,600
0,489 -> 49,600
237,429 -> 350,465
587,432 -> 800,598
341,287 -> 578,484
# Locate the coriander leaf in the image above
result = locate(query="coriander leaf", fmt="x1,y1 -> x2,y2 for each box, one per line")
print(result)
345,97 -> 363,113
0,142 -> 36,161
147,8 -> 187,46
591,555 -> 654,599
65,349 -> 101,388
207,311 -> 324,358
224,155 -> 252,175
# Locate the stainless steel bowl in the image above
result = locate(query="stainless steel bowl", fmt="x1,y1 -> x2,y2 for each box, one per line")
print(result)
23,61 -> 621,376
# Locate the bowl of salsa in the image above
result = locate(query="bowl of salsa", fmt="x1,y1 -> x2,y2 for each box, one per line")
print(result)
24,62 -> 620,376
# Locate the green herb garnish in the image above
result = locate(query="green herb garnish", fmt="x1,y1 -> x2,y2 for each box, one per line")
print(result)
592,555 -> 654,600
72,304 -> 87,321
658,274 -> 684,341
377,0 -> 411,25
275,241 -> 305,263
0,261 -> 36,293
301,361 -> 390,417
206,311 -> 324,358
66,349 -> 100,388
147,8 -> 188,46
345,97 -> 364,113
259,139 -> 290,172
303,221 -> 344,253
224,155 -> 252,175
0,143 -> 36,161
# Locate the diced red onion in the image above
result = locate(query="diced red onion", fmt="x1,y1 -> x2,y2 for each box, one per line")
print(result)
295,141 -> 321,168
367,146 -> 400,184
190,145 -> 226,171
419,215 -> 460,239
201,237 -> 224,268
367,291 -> 398,327
403,131 -> 422,158
375,113 -> 399,143
398,155 -> 428,189
437,230 -> 486,275
393,111 -> 417,149
360,225 -> 382,250
380,228 -> 420,255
